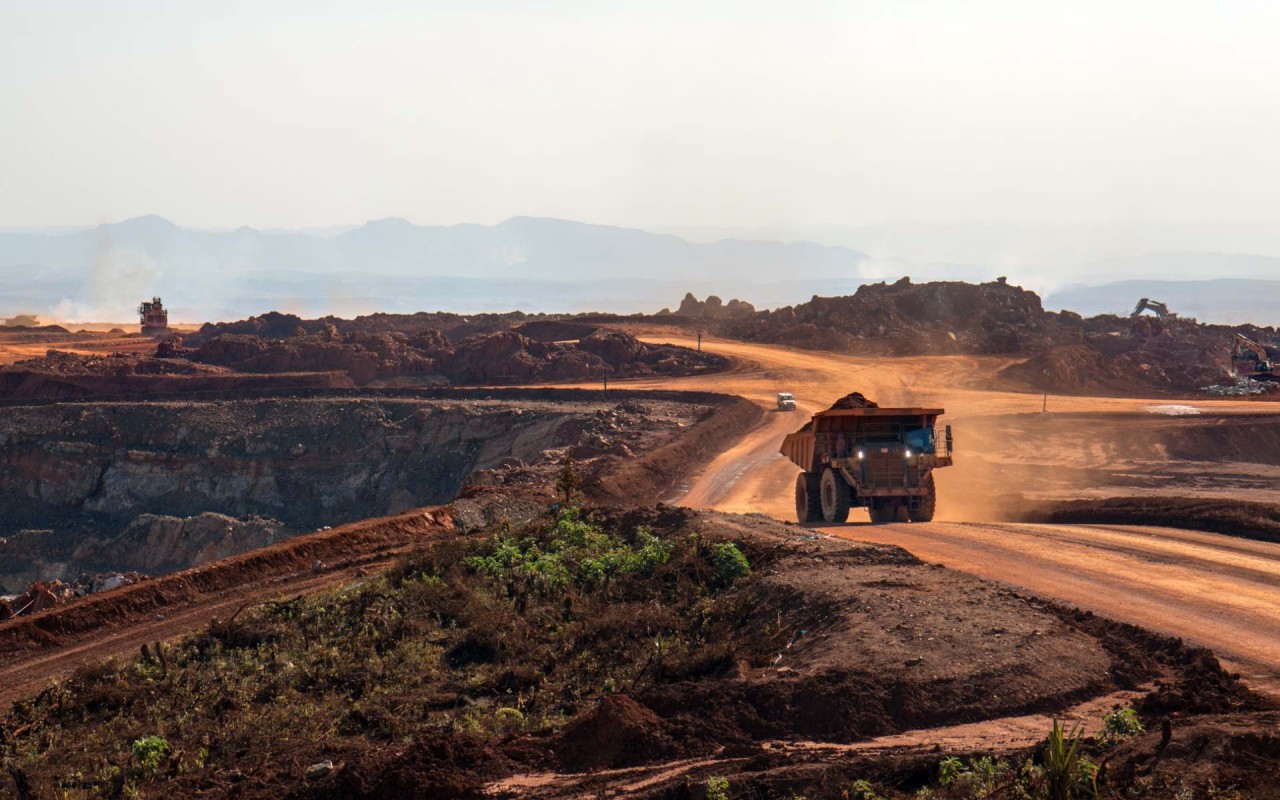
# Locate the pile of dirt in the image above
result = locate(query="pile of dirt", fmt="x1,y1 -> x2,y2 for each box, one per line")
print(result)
11,349 -> 224,376
552,694 -> 678,770
794,391 -> 878,432
0,324 -> 70,334
192,309 -> 547,342
180,327 -> 726,386
827,391 -> 879,410
658,277 -> 1280,395
998,314 -> 1247,394
0,348 -> 353,399
511,319 -> 600,342
720,277 -> 1050,356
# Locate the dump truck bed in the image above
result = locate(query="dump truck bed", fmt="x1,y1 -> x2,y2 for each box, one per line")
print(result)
780,407 -> 947,474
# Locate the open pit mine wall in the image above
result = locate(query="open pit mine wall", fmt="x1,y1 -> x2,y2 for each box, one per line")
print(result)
0,388 -> 762,592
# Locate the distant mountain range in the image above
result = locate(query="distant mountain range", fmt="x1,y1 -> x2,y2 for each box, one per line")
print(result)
0,216 -> 872,321
0,216 -> 1277,326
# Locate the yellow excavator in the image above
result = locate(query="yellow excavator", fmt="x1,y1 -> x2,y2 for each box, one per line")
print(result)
1131,298 -> 1177,319
1232,332 -> 1279,382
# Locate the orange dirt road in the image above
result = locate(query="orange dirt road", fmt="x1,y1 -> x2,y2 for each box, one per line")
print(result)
601,334 -> 1280,694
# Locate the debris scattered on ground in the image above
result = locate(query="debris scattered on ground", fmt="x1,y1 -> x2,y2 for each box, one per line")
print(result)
0,572 -> 147,619
1201,376 -> 1280,396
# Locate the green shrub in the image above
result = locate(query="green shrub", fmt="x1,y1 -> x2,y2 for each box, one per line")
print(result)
706,776 -> 731,800
465,507 -> 672,597
848,779 -> 884,800
130,735 -> 170,772
1099,706 -> 1144,746
712,542 -> 751,586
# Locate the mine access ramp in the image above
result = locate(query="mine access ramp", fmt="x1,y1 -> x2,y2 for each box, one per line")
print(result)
781,405 -> 952,524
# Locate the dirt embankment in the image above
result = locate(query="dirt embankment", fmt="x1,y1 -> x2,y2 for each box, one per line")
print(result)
1023,496 -> 1280,543
0,506 -> 452,667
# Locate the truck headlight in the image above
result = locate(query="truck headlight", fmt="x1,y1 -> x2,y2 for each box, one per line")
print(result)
904,450 -> 912,459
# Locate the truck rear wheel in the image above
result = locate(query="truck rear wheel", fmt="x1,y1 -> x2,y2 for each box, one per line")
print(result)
795,472 -> 822,523
820,468 -> 852,524
909,475 -> 936,522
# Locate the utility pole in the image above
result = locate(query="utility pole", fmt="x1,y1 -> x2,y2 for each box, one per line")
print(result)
603,373 -> 608,397
697,331 -> 702,352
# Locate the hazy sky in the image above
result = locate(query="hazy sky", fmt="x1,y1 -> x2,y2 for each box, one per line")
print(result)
4,0 -> 1280,244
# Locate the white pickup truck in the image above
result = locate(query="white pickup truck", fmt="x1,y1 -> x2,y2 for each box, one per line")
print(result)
776,392 -> 797,411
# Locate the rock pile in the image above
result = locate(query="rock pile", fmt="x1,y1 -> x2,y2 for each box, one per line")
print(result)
1201,377 -> 1280,397
669,277 -> 1279,395
1,572 -> 147,619
670,292 -> 756,319
183,327 -> 724,386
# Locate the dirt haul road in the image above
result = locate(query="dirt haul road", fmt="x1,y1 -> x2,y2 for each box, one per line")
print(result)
595,333 -> 1280,694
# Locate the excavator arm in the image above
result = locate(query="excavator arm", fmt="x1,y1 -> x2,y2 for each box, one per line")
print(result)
1233,333 -> 1271,362
1131,298 -> 1175,319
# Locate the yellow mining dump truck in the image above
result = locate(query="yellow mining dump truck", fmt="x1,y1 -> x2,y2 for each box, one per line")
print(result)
781,406 -> 952,524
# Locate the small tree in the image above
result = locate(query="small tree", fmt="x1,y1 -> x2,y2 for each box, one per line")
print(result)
554,458 -> 580,505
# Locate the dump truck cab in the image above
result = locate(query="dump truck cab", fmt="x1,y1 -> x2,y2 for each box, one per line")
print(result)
776,392 -> 797,411
781,406 -> 953,524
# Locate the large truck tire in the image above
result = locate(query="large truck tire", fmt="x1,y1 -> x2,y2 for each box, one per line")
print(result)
820,468 -> 852,524
909,475 -> 936,522
795,472 -> 822,523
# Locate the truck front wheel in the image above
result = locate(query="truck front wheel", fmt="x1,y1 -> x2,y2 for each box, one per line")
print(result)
820,468 -> 852,524
795,472 -> 822,523
909,474 -> 936,522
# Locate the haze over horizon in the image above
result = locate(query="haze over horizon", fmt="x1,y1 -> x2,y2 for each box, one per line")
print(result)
6,3 -> 1280,259
4,1 -> 1280,322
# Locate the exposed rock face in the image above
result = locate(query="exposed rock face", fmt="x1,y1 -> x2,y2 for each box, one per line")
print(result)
0,399 -> 591,534
72,513 -> 286,575
0,393 -> 714,590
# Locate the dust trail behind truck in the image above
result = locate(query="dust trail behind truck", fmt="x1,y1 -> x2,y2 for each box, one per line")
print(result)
781,397 -> 953,524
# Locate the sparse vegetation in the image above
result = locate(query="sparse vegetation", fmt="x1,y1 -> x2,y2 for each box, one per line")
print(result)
1098,706 -> 1145,747
130,736 -> 170,773
465,507 -> 673,597
707,775 -> 731,800
711,541 -> 751,586
0,507 -> 756,798
554,457 -> 581,505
